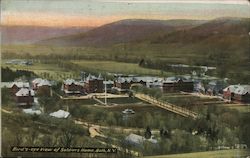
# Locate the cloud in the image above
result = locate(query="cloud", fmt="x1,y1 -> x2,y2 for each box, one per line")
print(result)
101,0 -> 250,5
1,11 -> 123,27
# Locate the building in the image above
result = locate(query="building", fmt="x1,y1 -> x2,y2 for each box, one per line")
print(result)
15,88 -> 35,106
32,78 -> 52,96
146,81 -> 163,89
36,79 -> 52,96
114,76 -> 162,92
125,133 -> 145,146
223,85 -> 250,103
162,77 -> 194,93
193,80 -> 205,93
1,82 -> 30,95
5,59 -> 33,65
125,133 -> 158,146
49,110 -> 70,119
32,78 -> 44,90
103,80 -> 114,92
114,77 -> 133,92
206,80 -> 227,96
84,74 -> 104,93
62,79 -> 84,95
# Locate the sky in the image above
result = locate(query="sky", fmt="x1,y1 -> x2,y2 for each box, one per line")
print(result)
1,0 -> 250,27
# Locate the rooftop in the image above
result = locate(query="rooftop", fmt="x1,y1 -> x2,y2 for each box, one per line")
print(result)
49,110 -> 70,119
37,79 -> 51,87
1,82 -> 30,88
15,88 -> 35,97
224,85 -> 250,95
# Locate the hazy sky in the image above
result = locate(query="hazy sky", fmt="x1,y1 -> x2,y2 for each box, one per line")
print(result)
1,0 -> 250,27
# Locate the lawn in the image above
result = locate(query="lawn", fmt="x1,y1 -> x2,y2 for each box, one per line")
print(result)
2,60 -> 79,81
159,94 -> 222,111
222,104 -> 250,113
98,97 -> 143,104
145,149 -> 250,158
72,60 -> 173,76
2,58 -> 174,81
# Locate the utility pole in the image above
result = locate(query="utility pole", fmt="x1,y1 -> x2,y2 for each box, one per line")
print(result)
105,77 -> 107,105
80,71 -> 86,81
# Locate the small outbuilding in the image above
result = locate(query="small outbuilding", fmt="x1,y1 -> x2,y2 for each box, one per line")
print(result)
49,110 -> 70,119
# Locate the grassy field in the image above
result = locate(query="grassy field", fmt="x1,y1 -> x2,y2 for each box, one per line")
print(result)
2,58 -> 174,81
2,61 -> 77,81
72,60 -> 173,76
2,44 -> 250,84
2,44 -> 104,56
1,44 -> 198,62
222,104 -> 250,113
145,149 -> 250,158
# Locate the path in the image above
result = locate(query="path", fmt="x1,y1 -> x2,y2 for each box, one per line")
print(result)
181,92 -> 223,100
61,93 -> 128,100
92,96 -> 106,105
1,108 -> 13,114
135,93 -> 198,119
74,119 -> 159,134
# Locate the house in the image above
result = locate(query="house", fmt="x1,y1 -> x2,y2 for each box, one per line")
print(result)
32,78 -> 52,96
23,109 -> 42,115
36,79 -> 52,96
125,133 -> 158,146
32,78 -> 44,90
223,85 -> 250,103
62,79 -> 84,95
114,77 -> 133,92
49,110 -> 70,119
162,77 -> 194,93
84,74 -> 104,93
125,133 -> 145,146
2,82 -> 30,95
15,88 -> 35,106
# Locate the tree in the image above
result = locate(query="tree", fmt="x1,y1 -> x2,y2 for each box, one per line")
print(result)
13,129 -> 23,146
38,97 -> 57,113
160,128 -> 171,139
138,58 -> 145,66
170,129 -> 186,153
159,139 -> 172,154
106,112 -> 117,126
144,126 -> 152,139
41,134 -> 58,147
26,129 -> 38,146
143,112 -> 153,127
1,88 -> 12,105
59,121 -> 77,147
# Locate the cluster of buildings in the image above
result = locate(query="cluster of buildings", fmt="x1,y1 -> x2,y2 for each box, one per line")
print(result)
5,59 -> 33,66
62,73 -> 250,103
1,78 -> 52,107
62,74 -> 195,95
2,74 -> 250,106
62,74 -> 106,95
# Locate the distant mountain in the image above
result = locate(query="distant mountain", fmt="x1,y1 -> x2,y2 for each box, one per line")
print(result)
1,25 -> 93,45
151,17 -> 250,44
37,19 -> 206,46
